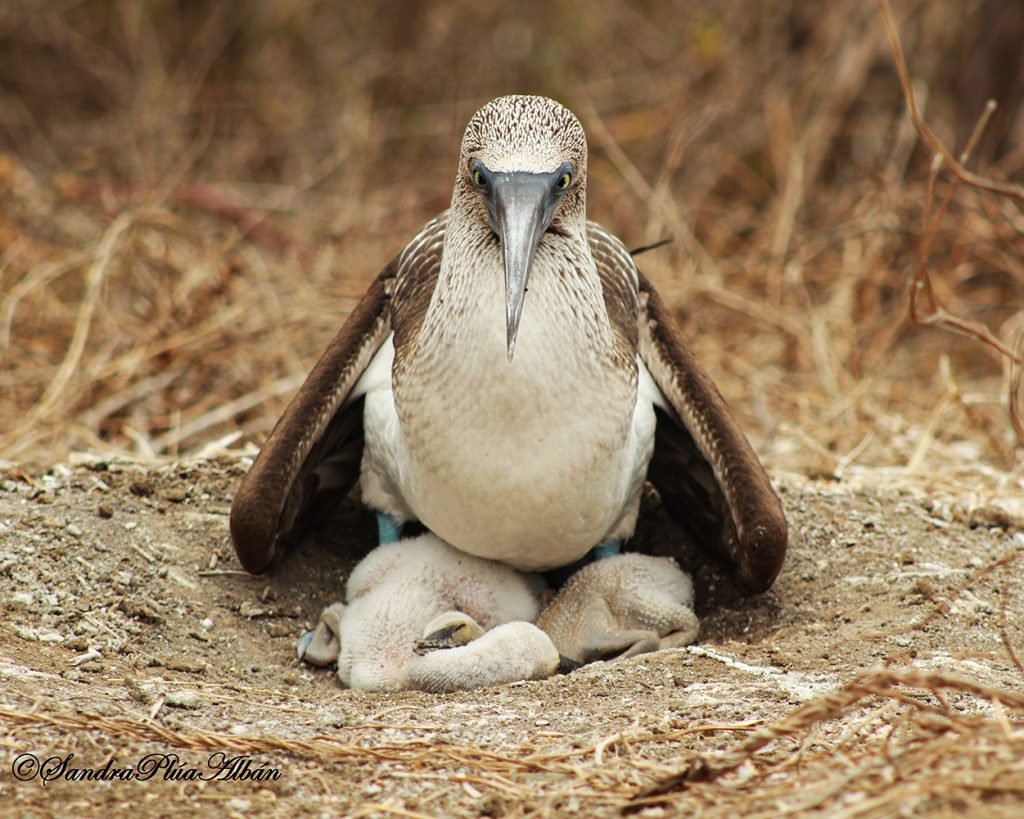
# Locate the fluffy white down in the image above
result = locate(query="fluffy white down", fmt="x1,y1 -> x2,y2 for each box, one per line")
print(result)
537,553 -> 700,663
335,535 -> 553,692
315,539 -> 699,692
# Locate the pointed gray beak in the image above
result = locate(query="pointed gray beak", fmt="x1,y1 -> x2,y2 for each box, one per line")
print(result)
478,166 -> 568,361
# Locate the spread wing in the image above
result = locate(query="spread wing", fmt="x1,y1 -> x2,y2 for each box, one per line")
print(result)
229,214 -> 446,573
589,223 -> 788,593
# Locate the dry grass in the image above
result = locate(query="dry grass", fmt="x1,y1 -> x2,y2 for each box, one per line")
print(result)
1,0 -> 1021,482
4,664 -> 1023,816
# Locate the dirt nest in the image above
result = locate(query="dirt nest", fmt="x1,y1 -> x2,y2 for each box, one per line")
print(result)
2,455 -> 1023,817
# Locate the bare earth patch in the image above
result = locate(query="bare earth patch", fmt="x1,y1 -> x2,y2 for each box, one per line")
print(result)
1,456 -> 1022,817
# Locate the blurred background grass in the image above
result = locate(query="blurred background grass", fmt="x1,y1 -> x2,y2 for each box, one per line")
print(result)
0,0 -> 1021,490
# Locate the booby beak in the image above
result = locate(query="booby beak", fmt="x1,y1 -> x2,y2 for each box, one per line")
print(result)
478,164 -> 570,361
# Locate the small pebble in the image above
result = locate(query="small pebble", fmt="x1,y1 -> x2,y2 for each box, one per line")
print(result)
129,479 -> 154,497
97,503 -> 114,518
124,677 -> 153,704
165,690 -> 204,709
66,523 -> 83,538
16,627 -> 64,643
239,601 -> 269,618
163,658 -> 208,674
316,710 -> 350,730
71,647 -> 102,666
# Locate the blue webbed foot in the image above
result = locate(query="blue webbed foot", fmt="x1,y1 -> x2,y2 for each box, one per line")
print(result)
591,540 -> 621,560
376,512 -> 403,545
296,629 -> 316,659
297,602 -> 345,666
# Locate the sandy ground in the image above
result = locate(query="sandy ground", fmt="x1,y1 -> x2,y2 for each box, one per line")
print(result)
1,456 -> 1023,817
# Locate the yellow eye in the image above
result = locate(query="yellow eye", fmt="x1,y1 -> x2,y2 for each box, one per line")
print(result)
557,171 -> 572,190
472,169 -> 485,187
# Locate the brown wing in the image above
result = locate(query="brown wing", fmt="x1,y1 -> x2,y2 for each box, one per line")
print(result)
229,214 -> 447,574
639,273 -> 787,592
588,223 -> 787,593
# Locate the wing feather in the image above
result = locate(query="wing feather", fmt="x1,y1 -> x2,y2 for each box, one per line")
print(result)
230,215 -> 448,573
637,272 -> 788,592
588,221 -> 786,592
229,267 -> 394,573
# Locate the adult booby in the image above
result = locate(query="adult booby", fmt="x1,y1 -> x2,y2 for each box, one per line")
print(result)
230,95 -> 787,592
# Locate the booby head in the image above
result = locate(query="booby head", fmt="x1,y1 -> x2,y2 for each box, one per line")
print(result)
455,95 -> 588,360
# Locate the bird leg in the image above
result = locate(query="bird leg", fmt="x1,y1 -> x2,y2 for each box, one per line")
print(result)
297,602 -> 346,666
414,610 -> 485,654
580,630 -> 660,662
576,625 -> 697,663
657,622 -> 701,651
404,622 -> 561,693
376,512 -> 404,545
591,539 -> 621,559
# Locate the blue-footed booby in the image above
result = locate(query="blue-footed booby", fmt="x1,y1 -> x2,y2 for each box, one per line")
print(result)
297,534 -> 698,692
537,553 -> 699,664
297,534 -> 559,692
230,95 -> 787,592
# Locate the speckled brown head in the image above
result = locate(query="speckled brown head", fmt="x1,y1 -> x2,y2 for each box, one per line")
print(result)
453,95 -> 589,359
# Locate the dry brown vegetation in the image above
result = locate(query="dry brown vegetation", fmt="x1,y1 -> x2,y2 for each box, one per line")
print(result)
2,0 -> 1024,816
2,0 -> 1022,477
